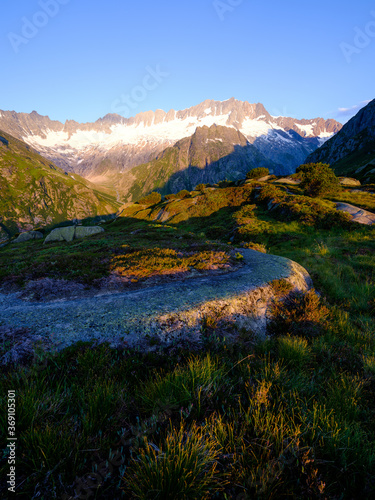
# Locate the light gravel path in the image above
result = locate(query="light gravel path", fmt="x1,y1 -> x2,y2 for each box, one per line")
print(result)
0,250 -> 312,357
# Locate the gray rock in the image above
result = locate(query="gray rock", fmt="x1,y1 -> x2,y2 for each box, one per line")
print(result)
13,231 -> 43,243
44,226 -> 104,244
44,226 -> 76,243
273,178 -> 301,185
0,249 -> 313,355
336,202 -> 375,225
75,226 -> 104,239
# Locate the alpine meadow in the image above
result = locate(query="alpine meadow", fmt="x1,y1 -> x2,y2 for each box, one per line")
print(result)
1,1 -> 375,499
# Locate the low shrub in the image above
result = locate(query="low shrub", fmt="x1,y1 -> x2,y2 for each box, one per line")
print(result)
242,242 -> 267,253
246,167 -> 270,179
176,189 -> 191,199
296,163 -> 340,198
268,290 -> 330,338
165,193 -> 178,201
257,185 -> 353,229
137,192 -> 162,206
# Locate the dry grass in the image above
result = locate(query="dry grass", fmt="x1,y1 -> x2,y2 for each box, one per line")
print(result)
111,247 -> 231,279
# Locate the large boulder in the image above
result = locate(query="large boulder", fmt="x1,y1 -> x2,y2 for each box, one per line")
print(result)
44,226 -> 104,244
75,226 -> 104,239
44,226 -> 76,243
13,231 -> 43,244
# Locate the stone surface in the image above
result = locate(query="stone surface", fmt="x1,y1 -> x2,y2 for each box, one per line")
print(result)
257,175 -> 272,182
44,226 -> 104,243
273,178 -> 301,185
0,249 -> 312,356
336,203 -> 375,225
44,226 -> 76,243
13,231 -> 43,243
75,226 -> 104,239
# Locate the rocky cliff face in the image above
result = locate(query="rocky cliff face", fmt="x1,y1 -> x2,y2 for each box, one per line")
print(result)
306,99 -> 375,183
0,99 -> 342,184
0,130 -> 120,235
120,124 -> 279,202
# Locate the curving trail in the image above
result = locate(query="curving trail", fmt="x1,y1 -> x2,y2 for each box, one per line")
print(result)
0,250 -> 312,358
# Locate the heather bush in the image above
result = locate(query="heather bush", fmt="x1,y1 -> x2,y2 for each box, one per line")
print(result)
137,191 -> 162,206
246,167 -> 269,179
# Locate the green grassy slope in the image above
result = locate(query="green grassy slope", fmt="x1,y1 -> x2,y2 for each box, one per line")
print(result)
1,178 -> 375,498
0,130 -> 121,236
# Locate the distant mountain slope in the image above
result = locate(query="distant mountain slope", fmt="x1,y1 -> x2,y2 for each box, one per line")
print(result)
119,124 -> 279,202
0,130 -> 120,238
0,99 -> 342,184
306,99 -> 375,183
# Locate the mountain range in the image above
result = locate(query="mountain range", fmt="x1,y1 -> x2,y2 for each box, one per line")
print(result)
0,98 -> 342,189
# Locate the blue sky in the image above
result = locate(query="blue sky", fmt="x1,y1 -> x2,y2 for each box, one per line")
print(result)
1,0 -> 374,123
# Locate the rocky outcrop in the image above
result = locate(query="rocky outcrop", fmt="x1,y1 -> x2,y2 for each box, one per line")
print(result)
44,226 -> 104,243
336,203 -> 375,225
13,231 -> 43,243
0,249 -> 312,354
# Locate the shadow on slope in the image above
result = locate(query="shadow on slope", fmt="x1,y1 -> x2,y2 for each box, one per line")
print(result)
125,142 -> 280,202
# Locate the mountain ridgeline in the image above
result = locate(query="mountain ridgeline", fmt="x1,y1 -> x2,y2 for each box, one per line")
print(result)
0,129 -> 120,241
0,99 -> 341,186
306,99 -> 375,183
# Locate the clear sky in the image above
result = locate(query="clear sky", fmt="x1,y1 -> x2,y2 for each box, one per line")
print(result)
1,0 -> 374,124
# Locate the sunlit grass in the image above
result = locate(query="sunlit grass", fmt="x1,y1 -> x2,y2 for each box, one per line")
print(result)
111,247 -> 230,279
123,421 -> 225,499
